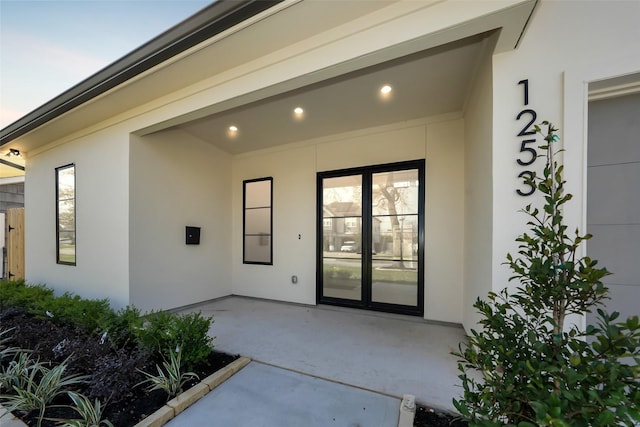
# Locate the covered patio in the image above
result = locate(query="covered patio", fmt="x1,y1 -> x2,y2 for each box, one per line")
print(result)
175,296 -> 467,411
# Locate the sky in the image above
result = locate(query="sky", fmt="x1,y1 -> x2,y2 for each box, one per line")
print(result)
0,0 -> 212,129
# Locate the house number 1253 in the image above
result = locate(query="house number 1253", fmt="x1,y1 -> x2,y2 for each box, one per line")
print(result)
516,79 -> 537,196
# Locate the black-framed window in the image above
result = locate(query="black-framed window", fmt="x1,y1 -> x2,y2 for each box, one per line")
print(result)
243,177 -> 273,265
56,164 -> 76,265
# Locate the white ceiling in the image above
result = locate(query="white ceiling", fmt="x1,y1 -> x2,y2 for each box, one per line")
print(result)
172,32 -> 493,155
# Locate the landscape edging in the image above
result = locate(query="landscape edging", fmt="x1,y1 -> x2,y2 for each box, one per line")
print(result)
0,356 -> 251,427
133,356 -> 251,427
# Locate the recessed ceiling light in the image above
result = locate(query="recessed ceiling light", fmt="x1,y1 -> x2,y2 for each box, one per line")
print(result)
294,107 -> 304,115
380,85 -> 392,94
228,125 -> 238,132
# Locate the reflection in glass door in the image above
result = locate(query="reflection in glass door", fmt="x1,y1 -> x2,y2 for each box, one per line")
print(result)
320,175 -> 363,301
318,160 -> 424,316
371,169 -> 419,307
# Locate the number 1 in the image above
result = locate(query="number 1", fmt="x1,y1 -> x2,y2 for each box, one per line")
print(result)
518,79 -> 529,106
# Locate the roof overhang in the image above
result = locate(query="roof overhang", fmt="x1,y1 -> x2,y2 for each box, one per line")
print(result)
0,0 -> 283,146
0,0 -> 538,156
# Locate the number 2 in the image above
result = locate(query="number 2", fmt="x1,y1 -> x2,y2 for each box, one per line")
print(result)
517,109 -> 537,136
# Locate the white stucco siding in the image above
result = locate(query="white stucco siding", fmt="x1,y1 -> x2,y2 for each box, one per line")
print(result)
425,119 -> 465,323
129,130 -> 232,312
491,0 -> 640,326
232,144 -> 317,305
462,35 -> 494,332
25,130 -> 130,308
232,116 -> 465,323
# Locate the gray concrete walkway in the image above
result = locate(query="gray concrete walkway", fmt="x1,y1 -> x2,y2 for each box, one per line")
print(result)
176,296 -> 466,411
165,361 -> 400,427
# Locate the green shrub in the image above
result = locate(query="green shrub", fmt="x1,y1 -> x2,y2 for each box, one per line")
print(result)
453,123 -> 639,426
135,310 -> 174,355
1,280 -> 215,370
135,311 -> 214,369
0,280 -> 54,311
36,293 -> 113,333
101,305 -> 143,348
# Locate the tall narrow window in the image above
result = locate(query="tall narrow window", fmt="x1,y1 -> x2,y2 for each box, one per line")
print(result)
56,164 -> 76,265
243,177 -> 272,265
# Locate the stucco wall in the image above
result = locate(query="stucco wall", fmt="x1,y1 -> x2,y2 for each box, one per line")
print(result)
232,144 -> 317,305
129,130 -> 232,312
462,35 -> 494,332
491,0 -> 640,328
232,116 -> 465,323
25,129 -> 130,308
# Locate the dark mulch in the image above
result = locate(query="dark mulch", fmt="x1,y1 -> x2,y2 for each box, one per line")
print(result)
1,308 -> 237,427
414,405 -> 468,427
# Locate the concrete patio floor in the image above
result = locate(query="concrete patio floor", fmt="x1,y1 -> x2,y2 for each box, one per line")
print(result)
165,361 -> 401,427
175,296 -> 467,411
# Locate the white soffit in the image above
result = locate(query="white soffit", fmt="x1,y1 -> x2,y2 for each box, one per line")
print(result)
17,0 -> 536,155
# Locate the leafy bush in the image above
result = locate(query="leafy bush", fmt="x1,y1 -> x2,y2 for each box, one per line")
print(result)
36,292 -> 113,333
0,280 -> 54,311
453,123 -> 640,426
1,280 -> 215,385
135,311 -> 214,370
101,305 -> 143,349
172,312 -> 215,368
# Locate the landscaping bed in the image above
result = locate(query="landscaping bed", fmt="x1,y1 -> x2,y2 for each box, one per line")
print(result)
0,281 -> 236,427
413,405 -> 467,427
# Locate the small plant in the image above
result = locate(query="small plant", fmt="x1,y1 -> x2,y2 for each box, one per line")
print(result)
0,328 -> 21,363
51,391 -> 114,427
453,123 -> 639,426
135,311 -> 214,370
1,351 -> 35,392
0,355 -> 89,427
136,348 -> 199,399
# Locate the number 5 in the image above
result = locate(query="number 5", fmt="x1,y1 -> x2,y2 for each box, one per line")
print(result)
517,139 -> 537,166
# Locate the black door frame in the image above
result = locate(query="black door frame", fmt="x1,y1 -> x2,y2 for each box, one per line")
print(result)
316,159 -> 425,316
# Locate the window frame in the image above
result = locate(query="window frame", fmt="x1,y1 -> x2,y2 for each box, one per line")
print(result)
55,164 -> 76,266
243,177 -> 273,265
316,159 -> 425,316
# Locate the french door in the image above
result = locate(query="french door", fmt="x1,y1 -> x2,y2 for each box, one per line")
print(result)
317,160 -> 424,316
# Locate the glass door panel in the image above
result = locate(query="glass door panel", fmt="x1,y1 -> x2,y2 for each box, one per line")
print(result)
318,161 -> 424,316
321,175 -> 362,301
370,169 -> 419,306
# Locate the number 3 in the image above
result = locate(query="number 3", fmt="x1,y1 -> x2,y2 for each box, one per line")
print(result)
516,171 -> 535,196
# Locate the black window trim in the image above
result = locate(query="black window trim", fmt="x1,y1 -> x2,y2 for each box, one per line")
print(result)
56,163 -> 76,266
243,176 -> 273,265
